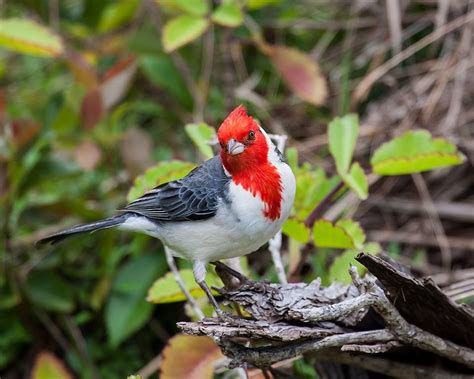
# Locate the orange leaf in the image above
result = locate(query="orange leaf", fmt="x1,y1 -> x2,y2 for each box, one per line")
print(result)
11,118 -> 41,147
262,44 -> 327,106
80,88 -> 103,130
161,335 -> 224,379
31,351 -> 73,379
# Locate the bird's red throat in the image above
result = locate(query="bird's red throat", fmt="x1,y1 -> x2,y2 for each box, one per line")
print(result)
221,144 -> 283,221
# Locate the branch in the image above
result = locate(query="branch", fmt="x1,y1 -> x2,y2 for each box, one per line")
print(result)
178,255 -> 474,373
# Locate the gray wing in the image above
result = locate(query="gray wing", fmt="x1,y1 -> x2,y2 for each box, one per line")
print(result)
124,156 -> 230,222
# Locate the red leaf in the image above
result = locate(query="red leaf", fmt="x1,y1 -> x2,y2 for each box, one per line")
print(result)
80,88 -> 104,130
262,44 -> 328,106
10,118 -> 41,147
160,335 -> 224,379
100,56 -> 137,110
64,50 -> 98,88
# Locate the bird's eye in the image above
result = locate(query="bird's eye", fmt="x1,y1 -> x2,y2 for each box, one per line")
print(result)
248,131 -> 255,140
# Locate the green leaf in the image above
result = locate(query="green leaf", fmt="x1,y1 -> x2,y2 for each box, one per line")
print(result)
313,219 -> 365,249
282,219 -> 310,243
162,15 -> 210,52
342,162 -> 368,200
328,114 -> 359,175
0,18 -> 63,57
247,0 -> 281,9
335,219 -> 365,249
329,242 -> 380,284
286,147 -> 298,171
105,252 -> 165,347
32,351 -> 73,379
185,123 -> 216,160
212,0 -> 244,27
98,0 -> 139,32
371,130 -> 465,175
25,271 -> 75,313
156,0 -> 209,16
147,269 -> 222,303
127,160 -> 195,202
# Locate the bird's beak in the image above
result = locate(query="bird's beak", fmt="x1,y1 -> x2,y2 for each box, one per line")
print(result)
227,139 -> 245,156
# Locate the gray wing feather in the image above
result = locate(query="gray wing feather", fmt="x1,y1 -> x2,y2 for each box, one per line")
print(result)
125,156 -> 230,222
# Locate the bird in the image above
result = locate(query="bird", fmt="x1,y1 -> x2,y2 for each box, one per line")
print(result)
36,105 -> 296,316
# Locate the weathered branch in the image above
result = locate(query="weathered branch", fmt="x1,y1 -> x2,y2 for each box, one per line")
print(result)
178,254 -> 474,375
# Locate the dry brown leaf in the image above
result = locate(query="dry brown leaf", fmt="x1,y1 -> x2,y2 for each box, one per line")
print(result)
120,127 -> 153,175
160,335 -> 224,379
80,88 -> 104,130
74,140 -> 102,171
100,56 -> 137,110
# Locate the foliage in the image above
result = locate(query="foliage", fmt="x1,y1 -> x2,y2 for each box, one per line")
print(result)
0,1 -> 467,378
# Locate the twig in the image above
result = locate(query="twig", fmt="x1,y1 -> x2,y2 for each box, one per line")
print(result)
304,180 -> 344,228
353,10 -> 474,103
412,173 -> 452,269
386,0 -> 403,54
164,247 -> 205,320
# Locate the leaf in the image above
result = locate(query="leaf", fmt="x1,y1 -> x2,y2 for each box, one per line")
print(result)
127,160 -> 195,202
25,271 -> 75,313
329,242 -> 380,284
100,56 -> 137,110
161,335 -> 224,379
261,44 -> 327,106
0,18 -> 63,57
147,269 -> 222,303
247,0 -> 281,10
371,130 -> 465,175
162,15 -> 210,53
156,0 -> 209,16
10,118 -> 41,147
282,219 -> 310,243
312,219 -> 365,249
342,162 -> 368,200
98,0 -> 140,32
32,351 -> 73,379
74,140 -> 102,171
335,220 -> 365,249
105,252 -> 165,347
185,123 -> 216,160
120,128 -> 153,175
64,51 -> 98,88
212,0 -> 244,27
80,88 -> 104,130
328,114 -> 359,175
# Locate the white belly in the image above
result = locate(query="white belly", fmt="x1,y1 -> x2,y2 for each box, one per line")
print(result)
120,162 -> 296,263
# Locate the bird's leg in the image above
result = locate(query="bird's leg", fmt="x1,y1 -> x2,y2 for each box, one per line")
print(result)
193,260 -> 223,317
212,261 -> 248,283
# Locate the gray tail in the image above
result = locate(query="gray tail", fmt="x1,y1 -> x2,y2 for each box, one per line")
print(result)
35,214 -> 129,246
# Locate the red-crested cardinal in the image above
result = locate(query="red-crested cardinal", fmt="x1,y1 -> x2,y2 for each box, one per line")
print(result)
36,105 -> 296,315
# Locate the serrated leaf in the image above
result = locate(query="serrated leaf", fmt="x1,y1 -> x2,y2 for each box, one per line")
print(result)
313,219 -> 365,249
329,242 -> 380,284
161,335 -> 224,379
32,351 -> 73,379
156,0 -> 209,16
212,0 -> 243,27
371,130 -> 465,175
0,18 -> 63,57
147,269 -> 222,303
261,44 -> 327,105
335,220 -> 365,249
185,123 -> 216,160
328,114 -> 359,175
282,219 -> 310,243
127,160 -> 195,202
162,15 -> 209,52
342,162 -> 368,200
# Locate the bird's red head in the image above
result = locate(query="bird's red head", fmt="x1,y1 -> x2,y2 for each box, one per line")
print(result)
218,105 -> 269,174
